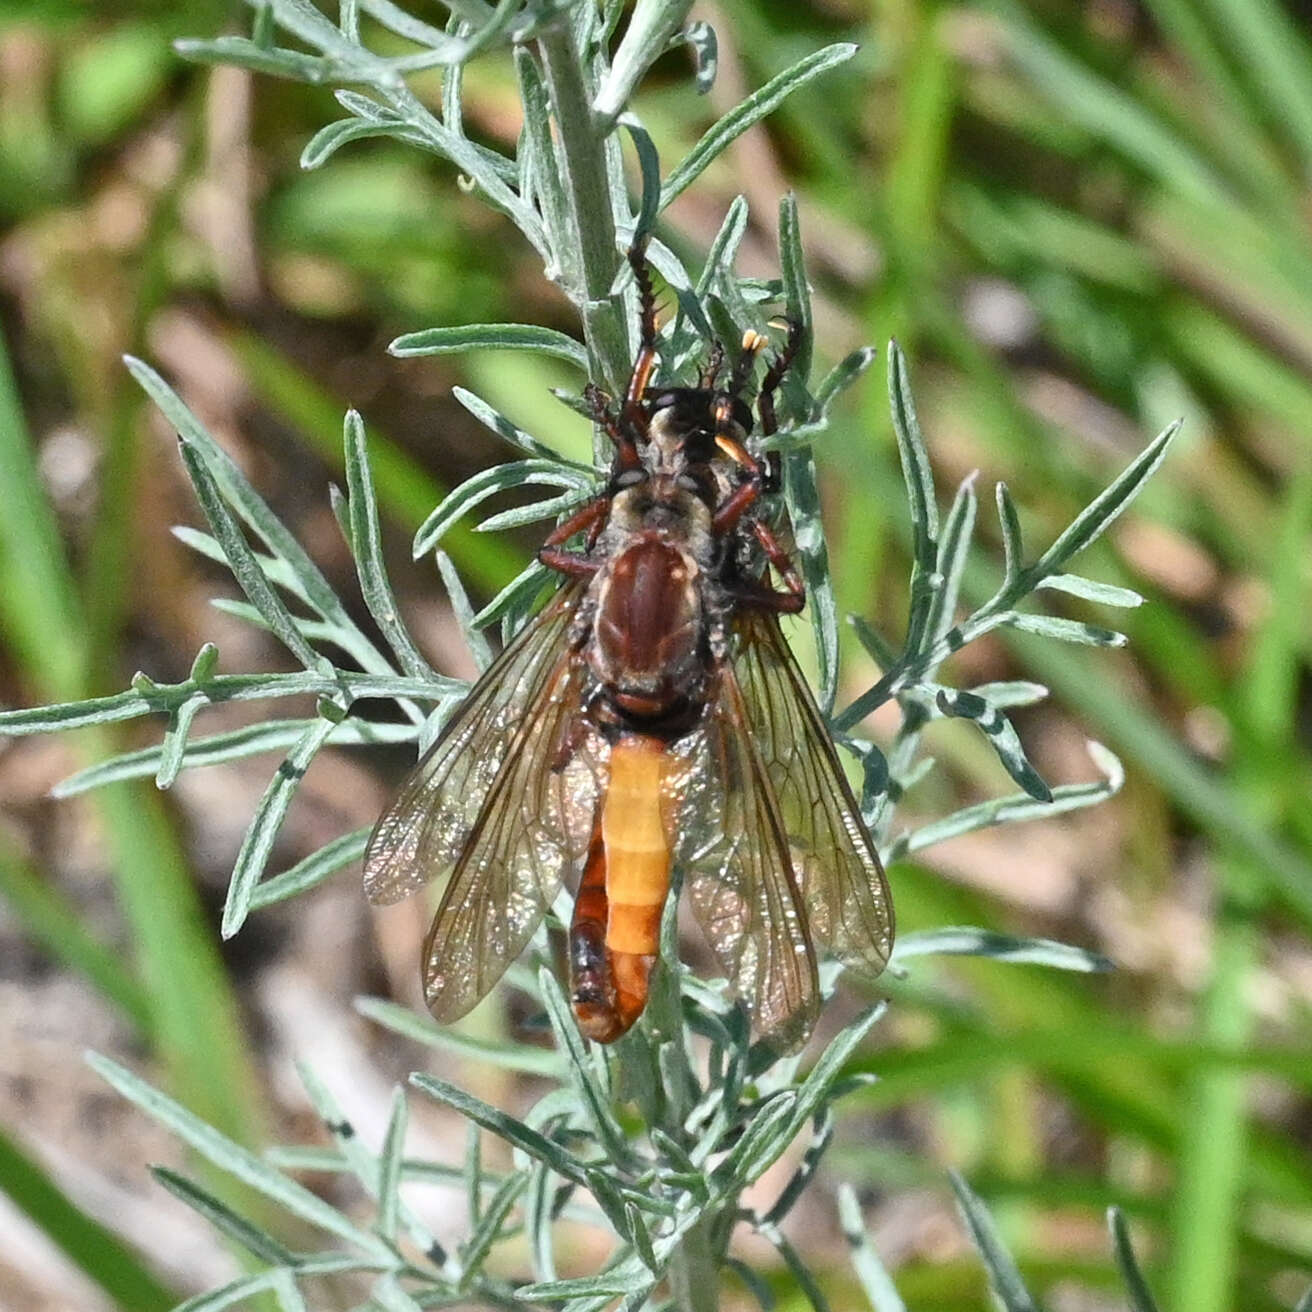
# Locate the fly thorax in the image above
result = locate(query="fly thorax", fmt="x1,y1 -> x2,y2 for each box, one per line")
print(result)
587,537 -> 707,726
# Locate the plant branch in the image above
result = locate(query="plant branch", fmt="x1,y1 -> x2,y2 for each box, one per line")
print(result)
535,16 -> 631,392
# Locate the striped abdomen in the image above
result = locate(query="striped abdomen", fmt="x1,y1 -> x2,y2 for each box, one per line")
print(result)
569,735 -> 671,1043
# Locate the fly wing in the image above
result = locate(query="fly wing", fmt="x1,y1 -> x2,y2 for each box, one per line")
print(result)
674,666 -> 820,1052
364,585 -> 584,906
731,611 -> 893,976
363,584 -> 605,1023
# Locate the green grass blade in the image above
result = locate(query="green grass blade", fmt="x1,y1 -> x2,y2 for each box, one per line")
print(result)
0,1122 -> 179,1312
0,843 -> 153,1033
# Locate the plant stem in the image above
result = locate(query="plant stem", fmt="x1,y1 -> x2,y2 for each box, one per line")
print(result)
666,1213 -> 722,1312
535,16 -> 631,394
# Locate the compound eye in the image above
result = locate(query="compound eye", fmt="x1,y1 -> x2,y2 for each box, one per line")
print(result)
651,390 -> 681,412
611,468 -> 647,490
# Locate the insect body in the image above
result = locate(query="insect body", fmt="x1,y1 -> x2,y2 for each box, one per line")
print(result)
364,247 -> 893,1050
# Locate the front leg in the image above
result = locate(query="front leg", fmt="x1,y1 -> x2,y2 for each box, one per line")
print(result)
538,497 -> 610,578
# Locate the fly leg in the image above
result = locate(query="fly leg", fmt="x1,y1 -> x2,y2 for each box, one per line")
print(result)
618,242 -> 661,444
699,337 -> 725,389
538,498 -> 609,579
756,318 -> 804,436
725,519 -> 805,614
585,382 -> 642,474
756,318 -> 803,493
709,327 -> 775,533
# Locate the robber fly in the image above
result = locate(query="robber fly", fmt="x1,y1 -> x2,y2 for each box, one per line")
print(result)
363,246 -> 893,1051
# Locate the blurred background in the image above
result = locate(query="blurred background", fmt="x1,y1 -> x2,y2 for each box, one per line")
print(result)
1,2 -> 1311,1309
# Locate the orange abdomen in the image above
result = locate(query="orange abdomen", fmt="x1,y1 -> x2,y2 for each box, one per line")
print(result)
602,735 -> 670,956
568,735 -> 671,1043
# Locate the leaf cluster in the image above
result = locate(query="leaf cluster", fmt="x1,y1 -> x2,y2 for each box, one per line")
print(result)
0,2 -> 1190,1309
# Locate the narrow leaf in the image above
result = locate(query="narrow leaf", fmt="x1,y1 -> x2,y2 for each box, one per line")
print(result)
300,117 -> 424,169
1038,574 -> 1144,607
537,968 -> 633,1167
1004,613 -> 1127,647
514,1269 -> 648,1301
849,614 -> 899,670
1032,420 -> 1181,576
1108,1207 -> 1160,1312
948,1172 -> 1039,1312
660,44 -> 858,208
476,489 -> 590,535
174,36 -> 332,82
459,1172 -> 527,1287
814,347 -> 877,414
411,1075 -> 595,1190
88,1054 -> 390,1255
897,741 -> 1122,856
890,928 -> 1112,973
178,440 -> 329,674
151,1167 -> 295,1265
248,827 -> 370,910
620,115 -> 661,245
926,474 -> 978,643
375,1089 -> 408,1244
222,715 -> 339,938
696,195 -> 749,298
978,709 -> 1052,802
454,385 -> 597,466
413,460 -> 589,559
475,560 -> 550,632
966,681 -> 1048,710
435,550 -> 494,671
155,695 -> 205,790
995,482 -> 1024,586
837,1184 -> 906,1312
389,323 -> 588,370
343,411 -> 436,679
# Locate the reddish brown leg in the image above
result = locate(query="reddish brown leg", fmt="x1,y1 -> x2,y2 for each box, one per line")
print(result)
619,243 -> 660,438
585,382 -> 640,472
539,548 -> 602,579
699,338 -> 725,389
752,518 -> 805,610
541,497 -> 610,548
757,318 -> 804,437
712,470 -> 762,535
726,521 -> 806,614
538,497 -> 610,578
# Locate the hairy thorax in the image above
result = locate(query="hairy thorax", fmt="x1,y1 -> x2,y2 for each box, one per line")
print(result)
584,478 -> 720,731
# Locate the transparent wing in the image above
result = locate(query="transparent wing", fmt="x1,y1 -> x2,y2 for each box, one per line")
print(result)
363,584 -> 605,1023
731,611 -> 893,976
674,667 -> 820,1052
364,585 -> 583,906
420,658 -> 606,1021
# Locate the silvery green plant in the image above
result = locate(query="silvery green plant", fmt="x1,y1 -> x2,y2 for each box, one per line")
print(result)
0,3 -> 1195,1309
